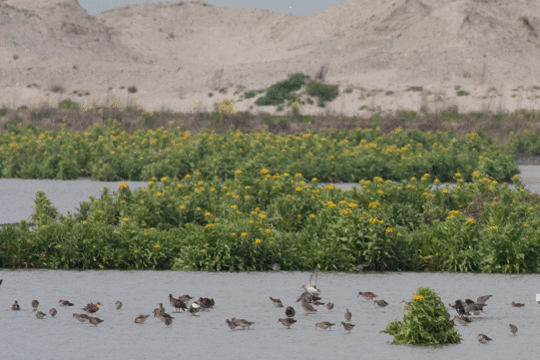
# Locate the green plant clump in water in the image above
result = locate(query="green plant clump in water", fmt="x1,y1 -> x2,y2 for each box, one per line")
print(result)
383,287 -> 461,345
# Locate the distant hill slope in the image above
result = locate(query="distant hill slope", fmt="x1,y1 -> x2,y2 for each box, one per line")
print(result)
1,0 -> 540,114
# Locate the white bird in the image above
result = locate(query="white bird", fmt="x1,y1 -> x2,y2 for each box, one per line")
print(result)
301,266 -> 320,295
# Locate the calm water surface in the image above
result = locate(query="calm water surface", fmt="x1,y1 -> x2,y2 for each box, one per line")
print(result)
0,270 -> 540,360
1,167 -> 540,358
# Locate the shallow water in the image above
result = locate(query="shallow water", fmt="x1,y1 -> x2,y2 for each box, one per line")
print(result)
0,270 -> 539,360
1,168 -> 540,358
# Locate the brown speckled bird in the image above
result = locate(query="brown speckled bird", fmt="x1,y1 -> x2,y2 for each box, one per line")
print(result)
134,314 -> 150,324
277,318 -> 297,329
315,321 -> 335,330
340,321 -> 355,333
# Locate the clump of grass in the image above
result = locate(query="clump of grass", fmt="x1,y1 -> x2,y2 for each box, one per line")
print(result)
344,88 -> 353,94
456,90 -> 469,96
521,17 -> 534,31
17,105 -> 28,112
406,86 -> 423,92
306,81 -> 339,107
383,287 -> 461,345
255,73 -> 309,106
127,86 -> 138,94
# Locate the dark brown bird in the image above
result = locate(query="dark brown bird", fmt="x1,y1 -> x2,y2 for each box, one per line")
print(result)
163,316 -> 173,326
358,292 -> 377,300
344,308 -> 352,321
11,300 -> 20,311
59,300 -> 74,306
31,300 -> 39,309
88,317 -> 104,326
197,297 -> 215,308
512,301 -> 525,307
301,300 -> 317,313
115,301 -> 123,310
340,321 -> 355,333
232,317 -> 255,330
270,297 -> 284,307
374,299 -> 389,308
326,302 -> 334,310
82,302 -> 102,314
49,308 -> 57,317
177,294 -> 193,303
285,306 -> 296,318
509,323 -> 518,335
153,303 -> 165,317
169,294 -> 187,312
277,318 -> 297,329
134,314 -> 150,324
315,321 -> 335,330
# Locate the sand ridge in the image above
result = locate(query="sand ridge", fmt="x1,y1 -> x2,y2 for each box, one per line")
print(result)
1,0 -> 540,115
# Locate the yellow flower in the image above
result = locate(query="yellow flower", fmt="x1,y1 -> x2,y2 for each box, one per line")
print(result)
261,168 -> 270,175
467,218 -> 475,224
204,212 -> 211,216
82,221 -> 87,225
230,205 -> 238,210
180,205 -> 186,210
413,295 -> 424,301
235,169 -> 243,175
156,192 -> 162,197
278,252 -> 281,256
386,227 -> 393,233
491,226 -> 498,230
241,232 -> 247,237
155,244 -> 160,248
255,239 -> 261,244
259,214 -> 267,219
123,217 -> 129,221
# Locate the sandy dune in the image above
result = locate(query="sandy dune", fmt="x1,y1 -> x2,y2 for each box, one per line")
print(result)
1,0 -> 540,116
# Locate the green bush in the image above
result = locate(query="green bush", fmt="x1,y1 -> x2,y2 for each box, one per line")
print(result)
306,81 -> 339,107
383,287 -> 461,345
255,73 -> 309,106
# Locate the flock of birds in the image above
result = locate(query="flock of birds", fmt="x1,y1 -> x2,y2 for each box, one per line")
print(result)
0,269 -> 530,343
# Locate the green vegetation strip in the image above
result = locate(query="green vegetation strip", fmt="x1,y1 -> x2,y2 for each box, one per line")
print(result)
0,123 -> 518,182
1,171 -> 539,272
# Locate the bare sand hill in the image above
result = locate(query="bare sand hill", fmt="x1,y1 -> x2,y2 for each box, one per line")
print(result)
1,0 -> 540,116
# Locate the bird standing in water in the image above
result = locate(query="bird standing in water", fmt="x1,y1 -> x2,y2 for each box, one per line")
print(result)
477,333 -> 492,344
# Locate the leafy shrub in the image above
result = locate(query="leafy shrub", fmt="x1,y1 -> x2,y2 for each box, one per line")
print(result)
255,73 -> 309,106
306,81 -> 339,107
127,86 -> 138,94
383,287 -> 461,345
